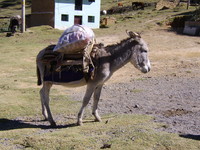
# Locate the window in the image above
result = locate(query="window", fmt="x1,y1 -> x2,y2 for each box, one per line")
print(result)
88,16 -> 95,23
88,0 -> 95,2
61,14 -> 69,21
75,0 -> 82,10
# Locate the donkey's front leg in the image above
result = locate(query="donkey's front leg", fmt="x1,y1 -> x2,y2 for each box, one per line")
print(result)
77,84 -> 95,126
40,82 -> 56,127
92,85 -> 103,122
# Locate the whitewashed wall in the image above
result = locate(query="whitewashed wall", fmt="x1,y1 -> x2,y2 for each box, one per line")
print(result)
54,0 -> 101,30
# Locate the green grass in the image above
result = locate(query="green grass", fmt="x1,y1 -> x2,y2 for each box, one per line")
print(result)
0,26 -> 199,150
97,5 -> 196,37
101,0 -> 160,10
0,1 -> 200,150
131,89 -> 143,93
1,115 -> 200,150
0,0 -> 31,16
0,26 -> 63,119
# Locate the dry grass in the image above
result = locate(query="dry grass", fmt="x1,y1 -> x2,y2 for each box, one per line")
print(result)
0,1 -> 200,150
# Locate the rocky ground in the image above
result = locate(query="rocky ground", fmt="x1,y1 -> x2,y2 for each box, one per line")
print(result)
1,26 -> 199,139
70,27 -> 200,135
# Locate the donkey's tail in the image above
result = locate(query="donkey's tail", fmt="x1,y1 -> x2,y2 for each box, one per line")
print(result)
37,66 -> 42,86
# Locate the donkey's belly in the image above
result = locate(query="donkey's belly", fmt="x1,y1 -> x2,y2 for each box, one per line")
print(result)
44,69 -> 87,87
52,78 -> 87,87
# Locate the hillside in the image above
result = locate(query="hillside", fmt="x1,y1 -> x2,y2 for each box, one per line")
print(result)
0,0 -> 198,35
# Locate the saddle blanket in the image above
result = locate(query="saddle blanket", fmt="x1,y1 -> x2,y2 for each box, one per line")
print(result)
44,69 -> 84,83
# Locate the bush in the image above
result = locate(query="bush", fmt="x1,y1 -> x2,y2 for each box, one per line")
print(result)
190,6 -> 200,21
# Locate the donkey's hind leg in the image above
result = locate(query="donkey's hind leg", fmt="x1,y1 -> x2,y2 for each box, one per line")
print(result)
92,85 -> 103,122
40,82 -> 56,127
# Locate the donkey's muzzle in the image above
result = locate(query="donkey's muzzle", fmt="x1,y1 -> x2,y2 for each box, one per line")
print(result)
141,64 -> 151,73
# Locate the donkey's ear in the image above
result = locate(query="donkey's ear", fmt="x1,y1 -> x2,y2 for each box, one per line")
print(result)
99,43 -> 104,48
126,30 -> 141,39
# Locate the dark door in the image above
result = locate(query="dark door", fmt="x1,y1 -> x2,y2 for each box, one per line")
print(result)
74,16 -> 82,25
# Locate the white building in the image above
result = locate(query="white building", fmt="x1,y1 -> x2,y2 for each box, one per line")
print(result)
54,0 -> 101,29
30,0 -> 101,30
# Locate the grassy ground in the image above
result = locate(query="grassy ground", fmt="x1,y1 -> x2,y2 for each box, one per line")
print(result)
0,1 -> 200,150
0,25 -> 199,150
0,0 -> 31,16
101,0 -> 160,10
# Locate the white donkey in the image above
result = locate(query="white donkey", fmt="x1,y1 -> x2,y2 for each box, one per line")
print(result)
36,31 -> 151,126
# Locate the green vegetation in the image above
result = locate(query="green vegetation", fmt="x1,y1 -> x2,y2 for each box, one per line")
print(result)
190,6 -> 200,21
1,114 -> 200,150
0,0 -> 31,16
101,0 -> 160,10
0,1 -> 200,150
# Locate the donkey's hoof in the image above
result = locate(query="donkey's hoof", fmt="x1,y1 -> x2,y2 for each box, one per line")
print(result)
42,118 -> 48,121
50,122 -> 57,127
77,121 -> 83,126
94,119 -> 102,122
94,117 -> 102,122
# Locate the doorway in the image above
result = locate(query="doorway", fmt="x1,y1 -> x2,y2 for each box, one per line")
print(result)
74,16 -> 82,25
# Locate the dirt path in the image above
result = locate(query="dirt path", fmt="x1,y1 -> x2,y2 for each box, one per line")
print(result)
69,27 -> 200,135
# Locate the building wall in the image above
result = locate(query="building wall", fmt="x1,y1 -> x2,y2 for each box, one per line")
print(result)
30,0 -> 54,27
54,0 -> 101,30
31,14 -> 54,27
32,0 -> 54,12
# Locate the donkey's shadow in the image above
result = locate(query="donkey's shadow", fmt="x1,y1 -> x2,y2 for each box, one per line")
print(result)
0,118 -> 77,131
179,134 -> 200,141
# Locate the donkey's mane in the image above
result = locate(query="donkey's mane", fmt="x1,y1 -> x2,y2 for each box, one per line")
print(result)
106,37 -> 132,49
105,37 -> 139,54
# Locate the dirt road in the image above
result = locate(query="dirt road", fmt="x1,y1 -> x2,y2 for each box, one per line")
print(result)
71,27 -> 200,135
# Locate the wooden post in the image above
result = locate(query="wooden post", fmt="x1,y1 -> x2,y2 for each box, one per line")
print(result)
21,0 -> 25,33
187,0 -> 190,9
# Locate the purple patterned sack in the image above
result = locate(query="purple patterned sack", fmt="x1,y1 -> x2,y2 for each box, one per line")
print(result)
53,25 -> 95,54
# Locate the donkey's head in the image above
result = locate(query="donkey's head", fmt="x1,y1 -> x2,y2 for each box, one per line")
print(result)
126,31 -> 151,73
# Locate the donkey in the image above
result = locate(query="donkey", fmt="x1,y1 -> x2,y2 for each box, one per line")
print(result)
36,31 -> 151,126
8,15 -> 21,34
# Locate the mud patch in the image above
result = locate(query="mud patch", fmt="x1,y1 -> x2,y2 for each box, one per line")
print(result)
162,108 -> 192,117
